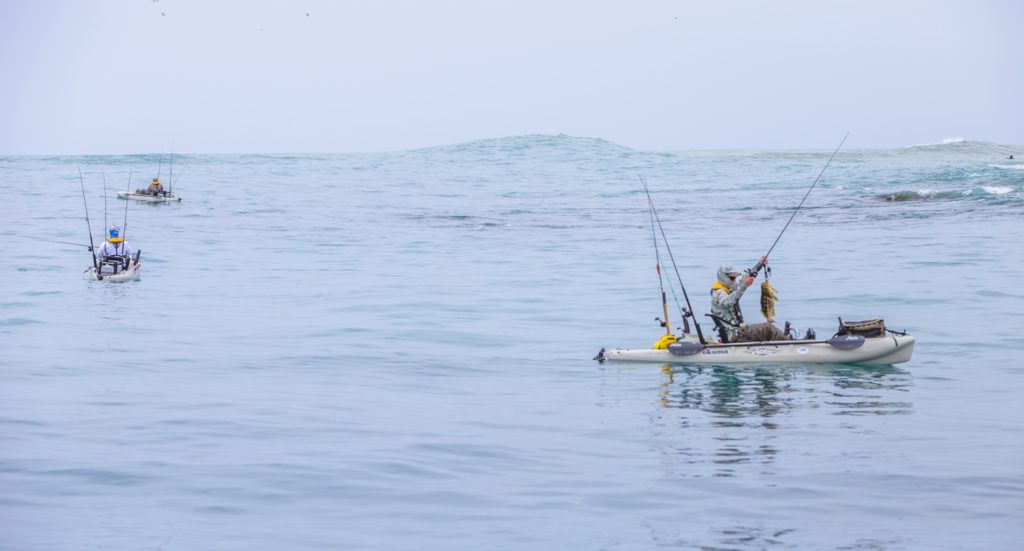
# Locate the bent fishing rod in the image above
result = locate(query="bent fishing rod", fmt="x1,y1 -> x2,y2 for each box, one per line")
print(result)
640,176 -> 707,344
78,169 -> 99,274
751,132 -> 850,276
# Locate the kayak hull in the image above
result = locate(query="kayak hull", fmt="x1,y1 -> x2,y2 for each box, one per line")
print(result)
88,262 -> 141,282
116,191 -> 181,202
598,334 -> 914,366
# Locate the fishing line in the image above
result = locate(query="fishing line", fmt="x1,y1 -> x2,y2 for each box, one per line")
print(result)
34,237 -> 92,248
758,132 -> 850,270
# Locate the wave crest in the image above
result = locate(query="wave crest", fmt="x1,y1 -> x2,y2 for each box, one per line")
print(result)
879,185 -> 1017,202
900,139 -> 1020,160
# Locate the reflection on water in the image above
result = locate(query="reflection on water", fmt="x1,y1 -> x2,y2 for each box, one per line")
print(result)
660,364 -> 796,418
659,363 -> 913,416
644,363 -> 916,548
655,363 -> 913,479
663,523 -> 908,550
714,525 -> 796,549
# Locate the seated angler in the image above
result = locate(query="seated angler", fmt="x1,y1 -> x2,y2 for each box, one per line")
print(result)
709,256 -> 789,343
94,226 -> 136,274
147,177 -> 164,196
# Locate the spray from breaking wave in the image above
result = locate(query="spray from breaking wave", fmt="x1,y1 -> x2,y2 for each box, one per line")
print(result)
879,185 -> 1016,202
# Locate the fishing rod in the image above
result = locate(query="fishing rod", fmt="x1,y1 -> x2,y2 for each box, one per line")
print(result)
639,176 -> 706,344
170,159 -> 188,195
78,169 -> 99,276
752,132 -> 850,276
121,169 -> 131,258
647,193 -> 671,337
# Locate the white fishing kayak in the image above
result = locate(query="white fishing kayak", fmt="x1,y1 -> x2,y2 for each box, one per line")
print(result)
596,333 -> 915,366
88,261 -> 141,282
116,191 -> 181,202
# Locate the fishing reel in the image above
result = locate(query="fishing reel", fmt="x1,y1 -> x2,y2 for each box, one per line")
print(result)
656,310 -> 693,335
749,263 -> 771,280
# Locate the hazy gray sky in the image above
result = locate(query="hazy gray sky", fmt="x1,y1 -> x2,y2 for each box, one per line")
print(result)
1,0 -> 1020,154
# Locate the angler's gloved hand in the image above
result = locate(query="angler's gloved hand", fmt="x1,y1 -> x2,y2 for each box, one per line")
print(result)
743,256 -> 768,286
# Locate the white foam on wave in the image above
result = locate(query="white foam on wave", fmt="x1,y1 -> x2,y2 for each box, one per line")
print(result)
981,185 -> 1014,195
989,163 -> 1024,170
908,137 -> 967,147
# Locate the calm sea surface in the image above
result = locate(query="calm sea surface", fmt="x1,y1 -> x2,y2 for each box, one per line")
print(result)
2,136 -> 1023,550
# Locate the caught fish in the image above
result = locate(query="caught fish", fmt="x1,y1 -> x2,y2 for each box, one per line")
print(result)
760,280 -> 779,322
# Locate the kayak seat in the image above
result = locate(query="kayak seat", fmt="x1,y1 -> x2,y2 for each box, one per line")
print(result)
705,314 -> 734,343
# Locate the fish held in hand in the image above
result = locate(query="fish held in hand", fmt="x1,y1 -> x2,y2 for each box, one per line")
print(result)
760,280 -> 779,322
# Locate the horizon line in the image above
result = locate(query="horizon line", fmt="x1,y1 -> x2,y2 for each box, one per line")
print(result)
1,133 -> 1020,157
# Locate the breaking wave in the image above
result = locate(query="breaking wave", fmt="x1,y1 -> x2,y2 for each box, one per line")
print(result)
878,185 -> 1017,202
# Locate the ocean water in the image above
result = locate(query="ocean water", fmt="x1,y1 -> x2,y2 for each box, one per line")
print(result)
1,135 -> 1023,550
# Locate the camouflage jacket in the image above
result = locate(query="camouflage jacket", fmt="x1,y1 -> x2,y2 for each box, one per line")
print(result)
709,265 -> 757,340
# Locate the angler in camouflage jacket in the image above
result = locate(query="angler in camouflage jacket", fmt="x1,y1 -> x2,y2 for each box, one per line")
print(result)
709,256 -> 788,342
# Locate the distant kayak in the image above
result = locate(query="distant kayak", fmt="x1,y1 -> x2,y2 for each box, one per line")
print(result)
117,190 -> 181,202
